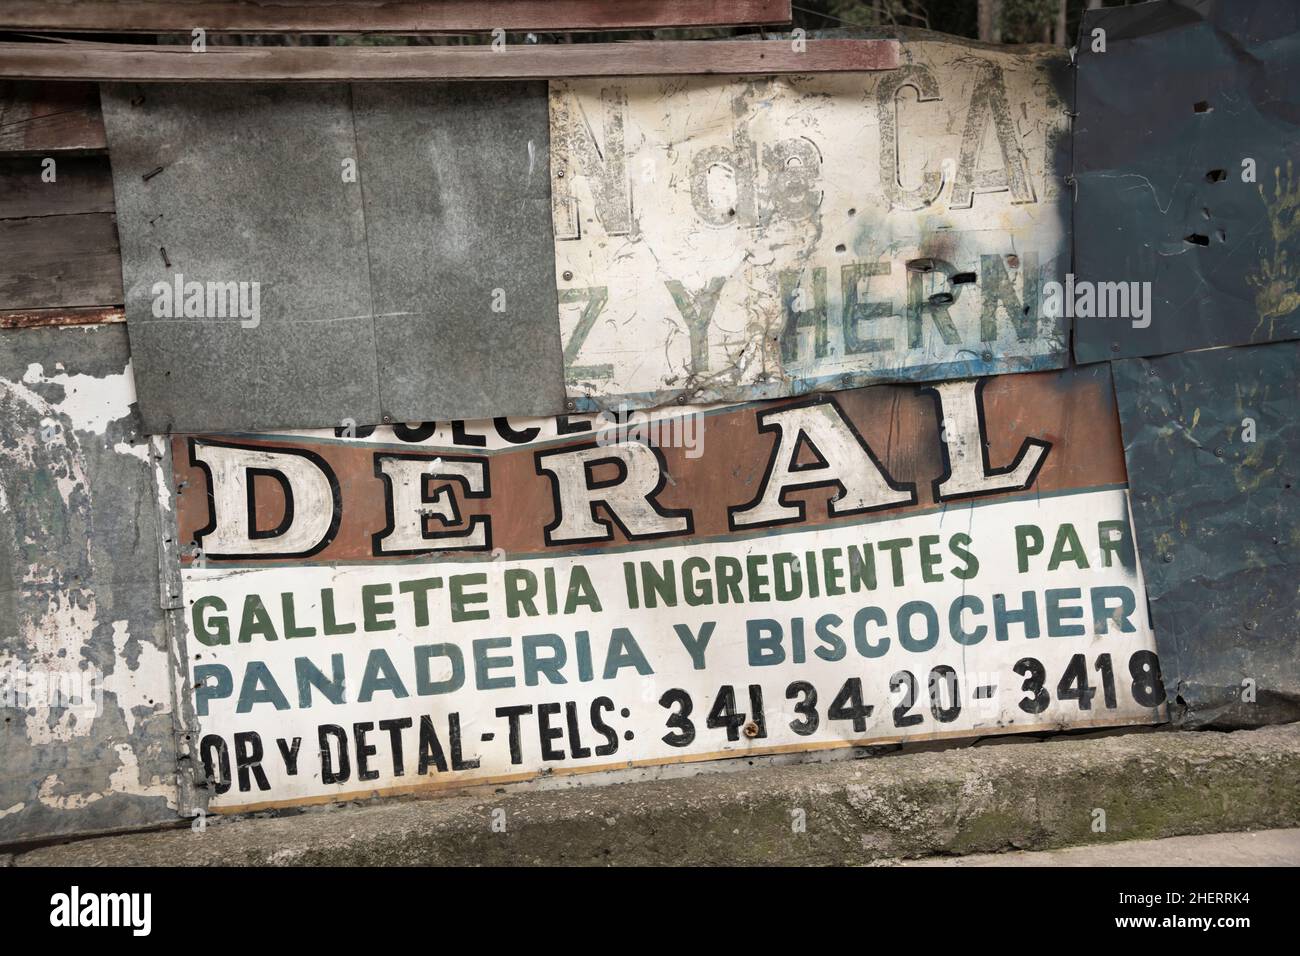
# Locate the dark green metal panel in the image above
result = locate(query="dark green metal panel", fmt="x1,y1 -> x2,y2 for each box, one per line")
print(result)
1073,0 -> 1300,363
1113,341 -> 1298,727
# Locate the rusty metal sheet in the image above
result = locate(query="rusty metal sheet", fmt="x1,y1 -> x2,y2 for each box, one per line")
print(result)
101,82 -> 566,434
550,40 -> 1072,412
1112,341 -> 1299,728
1072,0 -> 1300,363
0,322 -> 180,843
166,364 -> 1162,812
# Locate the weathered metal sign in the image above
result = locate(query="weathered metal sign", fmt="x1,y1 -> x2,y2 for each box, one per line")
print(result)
1112,340 -> 1299,728
551,41 -> 1071,411
1072,0 -> 1300,364
169,364 -> 1162,810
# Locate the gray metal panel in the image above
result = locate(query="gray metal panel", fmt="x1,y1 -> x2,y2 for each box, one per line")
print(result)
101,81 -> 565,434
102,82 -> 381,433
353,82 -> 564,422
0,322 -> 178,843
1113,342 -> 1299,728
1073,0 -> 1300,363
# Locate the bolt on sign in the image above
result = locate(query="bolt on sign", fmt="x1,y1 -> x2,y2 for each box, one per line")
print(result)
551,41 -> 1071,410
169,365 -> 1163,811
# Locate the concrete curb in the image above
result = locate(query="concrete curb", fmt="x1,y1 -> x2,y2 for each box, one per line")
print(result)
14,724 -> 1300,866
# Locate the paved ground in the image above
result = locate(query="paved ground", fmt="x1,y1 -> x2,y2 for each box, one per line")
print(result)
903,828 -> 1300,866
9,723 -> 1300,866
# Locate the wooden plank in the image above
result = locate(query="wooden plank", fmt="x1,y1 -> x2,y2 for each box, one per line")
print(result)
0,0 -> 792,33
0,39 -> 900,82
0,213 -> 123,310
0,82 -> 107,154
0,305 -> 124,329
0,156 -> 115,220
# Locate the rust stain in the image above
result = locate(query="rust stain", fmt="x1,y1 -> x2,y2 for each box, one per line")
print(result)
0,306 -> 124,329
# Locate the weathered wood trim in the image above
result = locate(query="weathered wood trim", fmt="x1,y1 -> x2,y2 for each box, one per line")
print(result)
0,38 -> 901,81
0,0 -> 792,33
0,213 -> 123,311
0,82 -> 107,154
0,155 -> 115,219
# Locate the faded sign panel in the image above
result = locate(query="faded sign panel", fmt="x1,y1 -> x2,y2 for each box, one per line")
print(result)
1072,0 -> 1300,363
1112,342 -> 1299,729
170,365 -> 1162,811
0,322 -> 178,842
550,42 -> 1071,411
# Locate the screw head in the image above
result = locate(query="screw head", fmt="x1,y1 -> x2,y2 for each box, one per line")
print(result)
562,270 -> 573,281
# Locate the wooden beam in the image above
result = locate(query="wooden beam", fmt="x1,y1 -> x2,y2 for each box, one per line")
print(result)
0,82 -> 107,154
0,39 -> 900,82
0,0 -> 792,34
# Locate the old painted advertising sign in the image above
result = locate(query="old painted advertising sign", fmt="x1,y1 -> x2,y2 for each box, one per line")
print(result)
551,42 -> 1071,411
172,365 -> 1163,810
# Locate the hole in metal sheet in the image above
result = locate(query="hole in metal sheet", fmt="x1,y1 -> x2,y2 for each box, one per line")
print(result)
951,272 -> 977,284
1193,100 -> 1212,113
1184,233 -> 1210,246
1205,169 -> 1227,182
929,292 -> 955,305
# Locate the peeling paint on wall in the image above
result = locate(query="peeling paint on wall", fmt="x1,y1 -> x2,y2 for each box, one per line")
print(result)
551,40 -> 1072,411
0,322 -> 179,844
